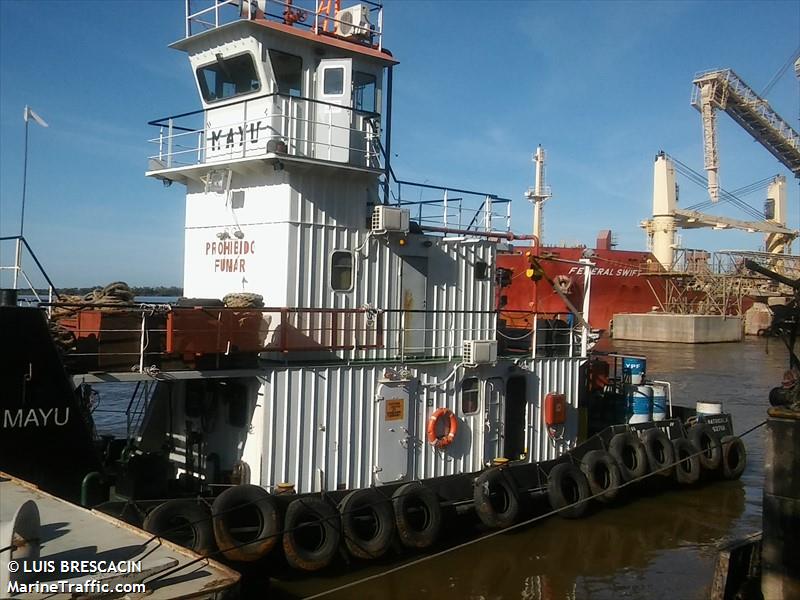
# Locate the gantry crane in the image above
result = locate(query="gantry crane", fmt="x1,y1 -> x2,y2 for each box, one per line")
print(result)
691,68 -> 800,202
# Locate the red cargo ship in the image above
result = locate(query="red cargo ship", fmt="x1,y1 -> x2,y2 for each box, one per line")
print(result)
497,230 -> 666,334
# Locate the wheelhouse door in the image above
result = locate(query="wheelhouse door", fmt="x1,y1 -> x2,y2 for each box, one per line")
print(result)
314,58 -> 352,163
483,377 -> 505,464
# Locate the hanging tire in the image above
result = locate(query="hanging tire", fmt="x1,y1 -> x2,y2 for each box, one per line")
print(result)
609,432 -> 649,482
143,499 -> 215,555
547,462 -> 591,519
580,450 -> 621,504
212,484 -> 280,562
338,488 -> 395,560
392,483 -> 442,549
641,428 -> 676,477
473,468 -> 520,529
720,435 -> 747,480
688,423 -> 722,472
282,497 -> 340,571
672,437 -> 701,485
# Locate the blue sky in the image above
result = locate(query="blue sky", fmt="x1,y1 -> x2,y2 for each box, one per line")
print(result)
1,0 -> 798,287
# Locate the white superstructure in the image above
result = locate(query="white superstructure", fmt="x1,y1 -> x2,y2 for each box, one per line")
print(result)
139,0 -> 588,494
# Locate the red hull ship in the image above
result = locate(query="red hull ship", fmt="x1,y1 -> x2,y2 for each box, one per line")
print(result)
497,230 -> 666,334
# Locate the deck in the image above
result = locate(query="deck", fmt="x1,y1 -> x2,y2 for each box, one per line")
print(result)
0,472 -> 239,599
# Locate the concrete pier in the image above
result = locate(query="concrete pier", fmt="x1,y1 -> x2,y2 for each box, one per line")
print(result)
744,302 -> 771,336
612,313 -> 743,343
762,408 -> 800,599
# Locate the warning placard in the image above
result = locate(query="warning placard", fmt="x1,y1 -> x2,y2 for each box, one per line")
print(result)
385,398 -> 405,421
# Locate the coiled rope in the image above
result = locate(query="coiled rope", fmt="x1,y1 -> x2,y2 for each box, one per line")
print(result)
50,281 -> 136,319
222,292 -> 264,308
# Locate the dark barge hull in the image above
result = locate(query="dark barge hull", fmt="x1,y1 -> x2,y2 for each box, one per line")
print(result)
0,306 -> 101,501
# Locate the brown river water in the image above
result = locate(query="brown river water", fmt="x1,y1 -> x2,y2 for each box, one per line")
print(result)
263,337 -> 786,600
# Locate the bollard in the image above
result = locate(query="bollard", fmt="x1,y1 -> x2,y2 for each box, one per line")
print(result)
762,407 -> 800,600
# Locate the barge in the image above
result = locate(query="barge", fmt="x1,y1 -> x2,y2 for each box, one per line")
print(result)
1,0 -> 747,579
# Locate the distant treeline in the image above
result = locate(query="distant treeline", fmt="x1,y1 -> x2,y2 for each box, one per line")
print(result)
43,286 -> 184,297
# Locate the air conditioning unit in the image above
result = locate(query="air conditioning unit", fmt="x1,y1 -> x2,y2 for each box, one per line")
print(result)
372,206 -> 410,234
335,4 -> 372,38
463,340 -> 498,367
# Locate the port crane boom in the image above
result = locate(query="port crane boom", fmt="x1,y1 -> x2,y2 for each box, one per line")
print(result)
692,68 -> 800,201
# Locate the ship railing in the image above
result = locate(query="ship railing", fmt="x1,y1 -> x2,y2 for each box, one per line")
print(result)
45,304 -> 589,374
185,0 -> 384,50
148,92 -> 382,172
0,235 -> 60,312
660,247 -> 800,282
48,305 -> 384,373
389,180 -> 513,234
498,310 -> 588,359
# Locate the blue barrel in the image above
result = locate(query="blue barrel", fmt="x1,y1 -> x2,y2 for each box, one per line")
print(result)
626,384 -> 653,424
622,357 -> 646,385
651,383 -> 668,421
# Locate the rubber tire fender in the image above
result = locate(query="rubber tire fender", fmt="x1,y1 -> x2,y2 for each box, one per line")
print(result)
672,437 -> 702,485
720,435 -> 747,480
143,499 -> 216,555
547,462 -> 591,519
688,423 -> 722,472
392,483 -> 442,549
282,496 -> 341,572
641,428 -> 676,477
212,484 -> 280,562
608,432 -> 649,482
473,468 -> 521,529
579,449 -> 621,504
338,488 -> 395,560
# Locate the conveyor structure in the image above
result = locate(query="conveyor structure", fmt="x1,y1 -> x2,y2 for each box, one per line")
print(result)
692,68 -> 800,202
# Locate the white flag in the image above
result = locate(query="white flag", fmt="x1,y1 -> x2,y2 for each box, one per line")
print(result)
23,105 -> 48,128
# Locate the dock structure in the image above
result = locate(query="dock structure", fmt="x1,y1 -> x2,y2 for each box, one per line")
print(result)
612,313 -> 743,344
763,408 -> 800,600
0,471 -> 239,599
691,68 -> 800,203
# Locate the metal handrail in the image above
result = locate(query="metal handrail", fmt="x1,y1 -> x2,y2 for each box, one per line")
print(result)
147,93 -> 382,170
49,303 -> 588,373
185,0 -> 385,49
0,235 -> 60,302
148,92 -> 380,128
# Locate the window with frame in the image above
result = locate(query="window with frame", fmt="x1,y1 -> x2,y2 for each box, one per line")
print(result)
330,250 -> 354,291
461,377 -> 479,414
268,49 -> 302,96
197,53 -> 260,102
323,67 -> 344,95
354,71 -> 377,113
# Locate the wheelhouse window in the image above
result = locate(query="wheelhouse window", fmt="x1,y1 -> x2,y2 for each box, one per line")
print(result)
354,71 -> 377,113
461,378 -> 479,414
268,49 -> 302,97
197,53 -> 260,103
331,250 -> 354,292
323,67 -> 344,95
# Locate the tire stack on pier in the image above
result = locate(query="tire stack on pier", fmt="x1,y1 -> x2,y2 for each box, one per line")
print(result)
140,419 -> 747,573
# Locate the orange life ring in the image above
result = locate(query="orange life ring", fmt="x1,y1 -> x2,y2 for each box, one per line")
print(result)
427,408 -> 458,449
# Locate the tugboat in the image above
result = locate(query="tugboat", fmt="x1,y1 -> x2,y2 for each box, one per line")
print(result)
0,0 -> 747,575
